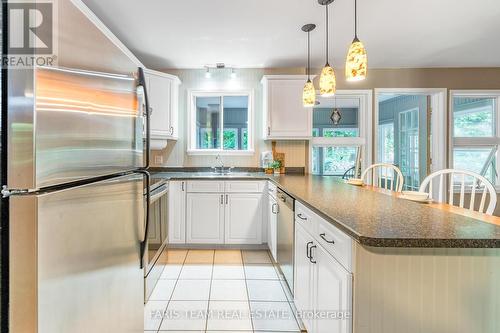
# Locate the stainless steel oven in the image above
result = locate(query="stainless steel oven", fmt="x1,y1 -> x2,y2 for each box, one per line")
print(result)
144,178 -> 169,301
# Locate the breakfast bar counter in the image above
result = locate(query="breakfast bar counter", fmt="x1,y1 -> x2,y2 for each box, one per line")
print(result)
153,171 -> 500,248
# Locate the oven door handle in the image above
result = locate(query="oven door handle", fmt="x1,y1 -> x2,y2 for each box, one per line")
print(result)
137,170 -> 150,269
150,184 -> 168,203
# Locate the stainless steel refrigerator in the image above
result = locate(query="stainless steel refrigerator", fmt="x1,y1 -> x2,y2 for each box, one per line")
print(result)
1,0 -> 151,332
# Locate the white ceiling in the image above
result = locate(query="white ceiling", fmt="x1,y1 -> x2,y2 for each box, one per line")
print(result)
81,0 -> 500,69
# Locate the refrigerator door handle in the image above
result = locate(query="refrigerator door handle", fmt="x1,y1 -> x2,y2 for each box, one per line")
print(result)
138,67 -> 151,170
137,170 -> 151,269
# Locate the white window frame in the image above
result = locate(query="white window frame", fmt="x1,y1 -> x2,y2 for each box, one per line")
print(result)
187,90 -> 254,155
450,90 -> 500,189
309,90 -> 372,175
374,88 -> 447,174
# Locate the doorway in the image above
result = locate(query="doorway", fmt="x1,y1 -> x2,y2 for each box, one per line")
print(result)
375,89 -> 446,191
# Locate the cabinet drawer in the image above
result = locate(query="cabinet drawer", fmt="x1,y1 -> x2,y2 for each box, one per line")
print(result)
224,181 -> 265,193
317,219 -> 352,272
187,181 -> 224,193
295,201 -> 318,235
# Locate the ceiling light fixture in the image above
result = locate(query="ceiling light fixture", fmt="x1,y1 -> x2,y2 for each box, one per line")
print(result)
302,24 -> 316,107
345,0 -> 367,81
205,67 -> 211,79
318,0 -> 336,97
330,95 -> 342,125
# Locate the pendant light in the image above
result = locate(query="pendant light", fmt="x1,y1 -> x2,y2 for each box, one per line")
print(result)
318,0 -> 336,97
345,0 -> 367,81
302,24 -> 316,107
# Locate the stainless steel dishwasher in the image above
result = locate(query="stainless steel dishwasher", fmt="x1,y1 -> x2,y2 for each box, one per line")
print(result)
276,188 -> 295,294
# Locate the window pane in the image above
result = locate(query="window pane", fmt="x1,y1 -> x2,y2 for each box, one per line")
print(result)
377,123 -> 394,164
313,97 -> 360,137
312,146 -> 358,176
196,96 -> 221,149
453,97 -> 495,137
453,147 -> 496,183
223,96 -> 248,151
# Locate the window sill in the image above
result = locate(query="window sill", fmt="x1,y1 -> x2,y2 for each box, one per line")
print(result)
186,149 -> 255,156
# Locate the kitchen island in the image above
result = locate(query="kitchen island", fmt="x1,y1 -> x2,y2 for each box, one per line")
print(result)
153,171 -> 500,333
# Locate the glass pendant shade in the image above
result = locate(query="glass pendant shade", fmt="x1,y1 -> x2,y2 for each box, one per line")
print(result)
345,38 -> 367,81
302,80 -> 316,107
319,64 -> 336,97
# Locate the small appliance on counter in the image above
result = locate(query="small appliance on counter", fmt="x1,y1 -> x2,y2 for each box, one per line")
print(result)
261,151 -> 274,168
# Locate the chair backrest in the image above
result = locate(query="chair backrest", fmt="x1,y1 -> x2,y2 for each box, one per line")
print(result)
342,166 -> 355,180
361,163 -> 404,192
419,169 -> 497,215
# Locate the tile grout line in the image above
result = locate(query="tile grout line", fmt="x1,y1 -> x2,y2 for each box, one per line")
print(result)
271,249 -> 302,332
156,249 -> 188,333
241,250 -> 256,333
204,250 -> 215,332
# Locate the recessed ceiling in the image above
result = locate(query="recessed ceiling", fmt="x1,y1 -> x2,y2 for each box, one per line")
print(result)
81,0 -> 500,69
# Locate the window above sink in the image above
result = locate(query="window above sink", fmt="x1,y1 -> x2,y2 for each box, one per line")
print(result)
187,91 -> 254,155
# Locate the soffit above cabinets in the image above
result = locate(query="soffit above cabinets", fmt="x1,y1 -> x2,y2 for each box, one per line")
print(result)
82,0 -> 500,69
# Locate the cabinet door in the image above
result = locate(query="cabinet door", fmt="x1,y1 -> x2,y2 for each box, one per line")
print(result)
224,193 -> 263,244
186,193 -> 224,244
313,244 -> 353,333
267,195 -> 278,261
294,224 -> 315,332
147,73 -> 172,137
168,181 -> 186,244
169,81 -> 179,139
267,79 -> 312,138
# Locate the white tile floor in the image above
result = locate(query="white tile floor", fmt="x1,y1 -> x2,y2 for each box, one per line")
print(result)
144,249 -> 301,333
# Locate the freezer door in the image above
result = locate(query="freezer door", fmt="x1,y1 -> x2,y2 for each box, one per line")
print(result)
9,174 -> 145,333
7,0 -> 146,190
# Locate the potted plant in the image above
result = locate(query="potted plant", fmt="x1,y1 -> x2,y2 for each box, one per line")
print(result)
270,160 -> 282,175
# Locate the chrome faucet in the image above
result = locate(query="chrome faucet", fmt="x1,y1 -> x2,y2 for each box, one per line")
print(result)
212,154 -> 233,174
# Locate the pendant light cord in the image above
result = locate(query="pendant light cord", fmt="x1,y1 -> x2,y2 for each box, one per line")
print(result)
325,4 -> 329,63
307,30 -> 311,79
354,0 -> 358,39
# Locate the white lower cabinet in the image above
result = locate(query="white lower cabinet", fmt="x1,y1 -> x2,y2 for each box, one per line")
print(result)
294,224 -> 315,331
294,222 -> 353,333
314,244 -> 352,333
179,181 -> 265,245
186,193 -> 224,244
168,180 -> 186,244
225,193 -> 263,244
267,194 -> 278,260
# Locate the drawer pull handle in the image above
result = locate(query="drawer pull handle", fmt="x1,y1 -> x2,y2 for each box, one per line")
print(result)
320,233 -> 335,244
306,241 -> 313,259
297,213 -> 307,220
309,245 -> 317,264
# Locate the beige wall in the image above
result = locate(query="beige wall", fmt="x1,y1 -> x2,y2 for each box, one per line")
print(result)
151,67 -> 500,169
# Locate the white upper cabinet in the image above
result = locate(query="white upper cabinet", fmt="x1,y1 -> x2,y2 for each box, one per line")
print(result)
144,69 -> 181,149
261,75 -> 313,139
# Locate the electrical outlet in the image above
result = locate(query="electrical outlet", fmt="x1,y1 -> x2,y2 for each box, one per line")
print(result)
154,155 -> 163,165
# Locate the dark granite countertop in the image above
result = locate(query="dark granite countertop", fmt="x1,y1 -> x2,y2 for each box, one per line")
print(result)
152,171 -> 500,248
